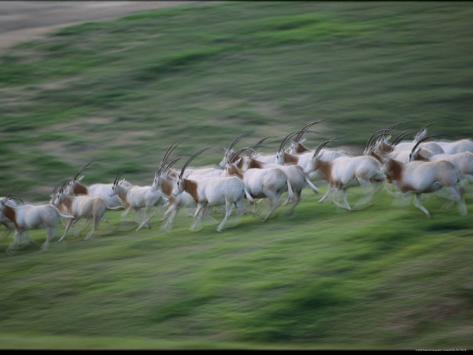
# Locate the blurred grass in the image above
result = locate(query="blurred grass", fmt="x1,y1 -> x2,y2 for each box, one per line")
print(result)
1,1 -> 473,199
0,1 -> 472,349
0,188 -> 472,349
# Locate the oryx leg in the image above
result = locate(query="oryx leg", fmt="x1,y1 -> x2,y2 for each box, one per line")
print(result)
85,212 -> 102,240
264,190 -> 281,222
442,186 -> 467,216
191,203 -> 205,231
162,204 -> 178,231
354,180 -> 381,209
59,218 -> 76,242
236,199 -> 245,216
413,193 -> 431,218
287,190 -> 301,215
121,206 -> 132,220
217,199 -> 234,232
319,186 -> 334,203
8,230 -> 23,251
136,206 -> 153,231
332,188 -> 352,211
41,227 -> 55,251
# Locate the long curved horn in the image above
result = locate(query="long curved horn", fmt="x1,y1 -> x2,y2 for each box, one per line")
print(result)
392,130 -> 412,145
250,137 -> 271,150
312,140 -> 333,160
162,157 -> 181,173
73,160 -> 94,181
236,137 -> 271,157
179,147 -> 209,179
294,120 -> 321,142
409,135 -> 432,161
227,133 -> 249,152
278,131 -> 300,153
157,144 -> 177,176
364,129 -> 392,154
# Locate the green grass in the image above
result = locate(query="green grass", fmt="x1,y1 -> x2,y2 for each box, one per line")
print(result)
0,1 -> 472,349
1,1 -> 473,199
0,188 -> 472,349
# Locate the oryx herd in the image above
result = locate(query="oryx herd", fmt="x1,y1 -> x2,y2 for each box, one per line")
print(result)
1,122 -> 472,252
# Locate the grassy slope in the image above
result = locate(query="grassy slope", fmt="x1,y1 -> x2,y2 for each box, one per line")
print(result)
0,1 -> 472,349
1,1 -> 473,198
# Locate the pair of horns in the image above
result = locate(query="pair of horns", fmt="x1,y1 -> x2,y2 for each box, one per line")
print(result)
279,121 -> 322,153
157,144 -> 179,177
294,120 -> 322,143
179,147 -> 210,179
228,137 -> 271,162
72,160 -> 95,181
409,135 -> 434,161
312,139 -> 335,160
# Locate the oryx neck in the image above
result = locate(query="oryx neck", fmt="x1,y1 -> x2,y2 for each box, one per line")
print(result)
4,205 -> 19,229
283,152 -> 298,165
183,179 -> 199,203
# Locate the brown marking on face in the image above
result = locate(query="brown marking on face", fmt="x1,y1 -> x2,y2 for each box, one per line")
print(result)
380,141 -> 394,154
160,179 -> 174,197
4,205 -> 19,229
283,152 -> 298,165
73,182 -> 88,195
248,159 -> 263,169
183,179 -> 199,203
294,142 -> 310,153
226,165 -> 243,179
236,157 -> 244,169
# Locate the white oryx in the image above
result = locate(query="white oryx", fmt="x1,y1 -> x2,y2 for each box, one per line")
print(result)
222,149 -> 294,221
111,173 -> 167,232
0,195 -> 74,251
373,128 -> 445,163
382,137 -> 467,217
64,162 -> 127,210
171,148 -> 253,232
51,182 -> 108,242
219,133 -> 319,214
311,139 -> 386,210
408,136 -> 473,183
287,121 -> 348,170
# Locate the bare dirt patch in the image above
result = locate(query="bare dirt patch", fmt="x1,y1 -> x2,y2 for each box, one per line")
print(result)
0,1 -> 198,53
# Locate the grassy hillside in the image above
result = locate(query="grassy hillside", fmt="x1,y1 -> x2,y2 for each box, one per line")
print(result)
1,1 -> 473,199
0,1 -> 472,350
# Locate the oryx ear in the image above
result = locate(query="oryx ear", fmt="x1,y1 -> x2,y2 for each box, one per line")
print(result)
78,175 -> 85,182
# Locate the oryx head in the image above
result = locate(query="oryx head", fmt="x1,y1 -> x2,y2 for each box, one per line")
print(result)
50,181 -> 69,206
111,176 -> 131,196
173,147 -> 209,196
276,131 -> 300,164
153,144 -> 179,186
218,133 -> 249,169
311,140 -> 333,170
287,121 -> 321,154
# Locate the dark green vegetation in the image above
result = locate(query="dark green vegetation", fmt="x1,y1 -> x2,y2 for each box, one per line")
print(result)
0,1 -> 472,349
